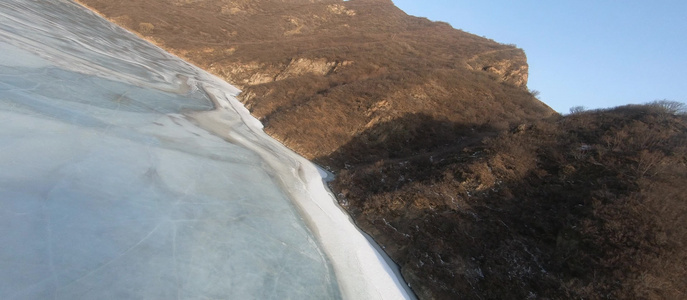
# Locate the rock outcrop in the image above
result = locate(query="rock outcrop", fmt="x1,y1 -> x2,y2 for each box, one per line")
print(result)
467,48 -> 530,87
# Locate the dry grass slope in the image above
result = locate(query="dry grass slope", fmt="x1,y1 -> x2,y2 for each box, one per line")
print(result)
329,104 -> 687,299
76,0 -> 553,160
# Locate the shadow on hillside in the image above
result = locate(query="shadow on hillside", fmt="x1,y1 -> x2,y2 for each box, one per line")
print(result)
316,112 -> 497,168
314,112 -> 499,195
320,106 -> 687,299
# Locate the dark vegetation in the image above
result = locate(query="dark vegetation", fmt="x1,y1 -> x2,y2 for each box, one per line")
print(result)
325,103 -> 687,299
77,0 -> 687,298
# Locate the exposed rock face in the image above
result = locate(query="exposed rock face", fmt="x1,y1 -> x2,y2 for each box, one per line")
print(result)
466,48 -> 529,87
327,4 -> 356,16
213,58 -> 352,100
275,58 -> 342,81
75,0 -> 558,298
480,59 -> 529,87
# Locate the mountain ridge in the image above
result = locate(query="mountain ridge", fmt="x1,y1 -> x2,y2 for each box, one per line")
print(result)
74,0 -> 552,165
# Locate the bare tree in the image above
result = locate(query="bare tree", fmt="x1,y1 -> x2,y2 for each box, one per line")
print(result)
649,100 -> 686,115
569,106 -> 586,114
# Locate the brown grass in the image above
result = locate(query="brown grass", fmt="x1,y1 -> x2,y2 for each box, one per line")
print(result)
76,0 -> 553,160
328,105 -> 687,299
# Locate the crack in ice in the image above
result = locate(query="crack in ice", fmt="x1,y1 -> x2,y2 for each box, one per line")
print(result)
57,222 -> 163,291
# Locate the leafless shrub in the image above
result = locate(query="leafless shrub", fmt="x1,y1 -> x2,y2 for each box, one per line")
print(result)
569,105 -> 586,115
648,99 -> 686,115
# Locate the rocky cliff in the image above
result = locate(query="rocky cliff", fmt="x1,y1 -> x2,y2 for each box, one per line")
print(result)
73,1 -> 687,299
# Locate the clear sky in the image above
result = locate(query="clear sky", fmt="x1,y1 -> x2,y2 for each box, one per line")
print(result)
391,0 -> 687,114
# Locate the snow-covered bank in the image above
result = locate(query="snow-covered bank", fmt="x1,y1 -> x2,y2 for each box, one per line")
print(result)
72,1 -> 416,296
0,0 -> 413,298
190,74 -> 415,300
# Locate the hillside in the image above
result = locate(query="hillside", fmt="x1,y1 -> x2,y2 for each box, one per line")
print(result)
75,0 -> 552,159
329,103 -> 687,299
74,0 -> 686,299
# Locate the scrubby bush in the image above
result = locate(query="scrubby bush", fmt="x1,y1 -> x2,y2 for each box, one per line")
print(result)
648,99 -> 686,115
138,22 -> 154,34
569,105 -> 586,114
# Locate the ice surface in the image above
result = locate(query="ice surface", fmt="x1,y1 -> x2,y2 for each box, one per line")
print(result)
0,1 -> 412,299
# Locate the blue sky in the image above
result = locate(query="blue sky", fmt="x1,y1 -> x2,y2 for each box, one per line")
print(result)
392,1 -> 687,114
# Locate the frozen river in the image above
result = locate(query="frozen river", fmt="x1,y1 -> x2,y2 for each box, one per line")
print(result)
0,1 -> 412,299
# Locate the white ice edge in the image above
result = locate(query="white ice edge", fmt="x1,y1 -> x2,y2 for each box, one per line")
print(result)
9,1 -> 415,296
190,73 -> 414,299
